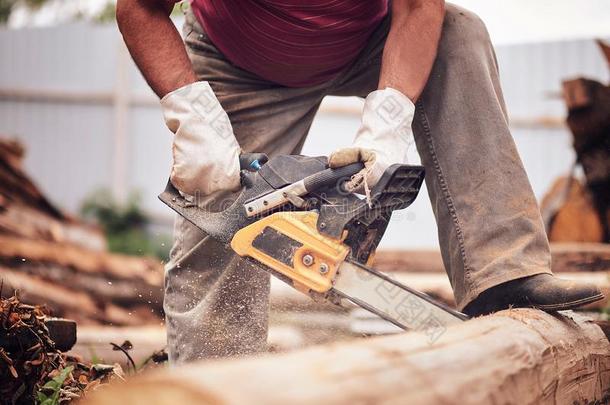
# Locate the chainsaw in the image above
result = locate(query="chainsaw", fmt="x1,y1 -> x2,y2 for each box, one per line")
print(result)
159,153 -> 468,335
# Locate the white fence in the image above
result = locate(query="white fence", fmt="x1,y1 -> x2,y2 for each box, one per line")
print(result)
0,20 -> 608,248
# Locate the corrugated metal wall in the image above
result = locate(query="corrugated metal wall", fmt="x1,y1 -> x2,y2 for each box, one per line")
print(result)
0,21 -> 608,248
0,23 -> 119,210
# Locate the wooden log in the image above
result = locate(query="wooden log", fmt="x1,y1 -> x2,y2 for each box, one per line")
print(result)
0,139 -> 64,219
71,324 -> 306,367
541,176 -> 605,243
85,309 -> 610,405
0,235 -> 162,286
0,267 -> 156,326
271,271 -> 610,310
562,78 -> 593,110
7,261 -> 163,309
396,271 -> 610,310
564,78 -> 610,145
374,243 -> 610,273
0,235 -> 164,314
550,242 -> 610,273
70,325 -> 168,367
0,266 -> 98,314
0,202 -> 106,251
372,249 -> 445,273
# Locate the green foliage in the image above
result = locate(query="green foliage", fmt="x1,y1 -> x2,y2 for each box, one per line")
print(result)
88,347 -> 103,366
80,189 -> 170,261
1,0 -> 187,25
0,0 -> 17,23
0,0 -> 47,23
81,189 -> 147,235
172,1 -> 188,16
94,1 -> 116,23
36,366 -> 73,405
600,305 -> 610,320
95,1 -> 185,23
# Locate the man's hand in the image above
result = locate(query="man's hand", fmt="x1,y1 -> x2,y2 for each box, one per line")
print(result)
329,88 -> 415,191
330,0 -> 443,191
162,82 -> 241,196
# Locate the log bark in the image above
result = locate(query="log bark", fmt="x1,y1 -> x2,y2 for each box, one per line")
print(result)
85,309 -> 610,405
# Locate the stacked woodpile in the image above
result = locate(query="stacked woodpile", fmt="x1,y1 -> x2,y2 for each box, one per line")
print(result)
541,39 -> 610,243
0,139 -> 163,326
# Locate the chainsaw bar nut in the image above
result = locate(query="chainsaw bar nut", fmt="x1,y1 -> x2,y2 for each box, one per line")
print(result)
302,254 -> 314,267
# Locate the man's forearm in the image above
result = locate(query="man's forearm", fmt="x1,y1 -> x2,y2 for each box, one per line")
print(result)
116,0 -> 197,98
379,0 -> 445,102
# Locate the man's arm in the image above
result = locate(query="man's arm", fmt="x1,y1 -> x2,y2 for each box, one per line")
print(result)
329,0 -> 445,190
378,0 -> 445,102
116,0 -> 241,196
116,0 -> 196,98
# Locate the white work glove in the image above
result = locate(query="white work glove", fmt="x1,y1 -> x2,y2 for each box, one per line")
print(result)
161,81 -> 241,196
329,87 -> 415,192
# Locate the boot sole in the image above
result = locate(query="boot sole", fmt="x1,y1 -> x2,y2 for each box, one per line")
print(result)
531,292 -> 606,312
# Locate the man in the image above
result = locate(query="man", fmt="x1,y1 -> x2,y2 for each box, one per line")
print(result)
116,0 -> 603,363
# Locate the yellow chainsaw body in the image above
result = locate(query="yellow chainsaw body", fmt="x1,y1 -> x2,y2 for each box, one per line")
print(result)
230,211 -> 350,293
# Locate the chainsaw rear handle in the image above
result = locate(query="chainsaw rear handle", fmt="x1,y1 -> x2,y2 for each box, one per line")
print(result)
302,162 -> 364,193
239,152 -> 269,172
159,155 -> 364,242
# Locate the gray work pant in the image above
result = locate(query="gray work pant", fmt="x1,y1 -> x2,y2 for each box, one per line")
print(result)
164,4 -> 552,363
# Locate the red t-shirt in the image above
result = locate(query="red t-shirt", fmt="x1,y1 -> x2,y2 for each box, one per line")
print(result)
190,0 -> 388,87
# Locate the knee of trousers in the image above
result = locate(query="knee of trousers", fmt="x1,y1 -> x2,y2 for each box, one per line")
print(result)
441,4 -> 492,55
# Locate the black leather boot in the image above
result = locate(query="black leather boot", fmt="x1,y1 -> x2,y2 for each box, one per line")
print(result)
463,273 -> 604,317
